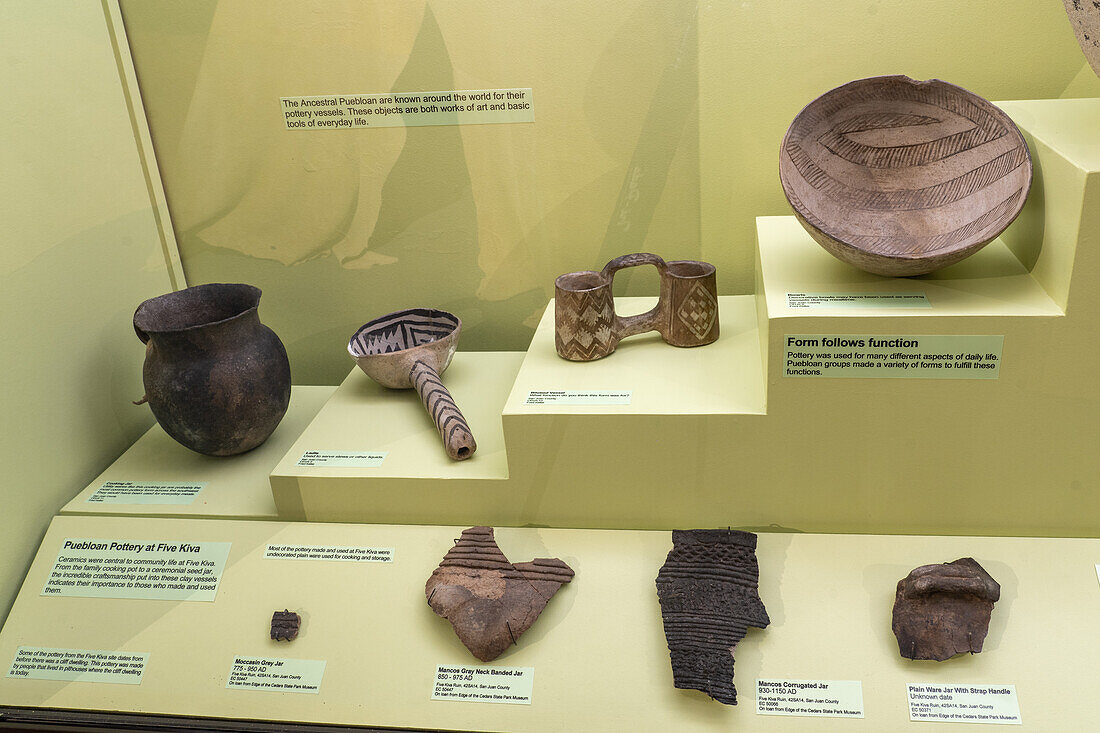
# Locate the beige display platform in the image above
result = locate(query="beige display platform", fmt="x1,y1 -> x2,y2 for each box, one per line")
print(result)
751,213 -> 1100,538
742,100 -> 1100,538
499,294 -> 770,530
62,387 -> 334,521
271,352 -> 521,523
0,514 -> 1095,731
503,295 -> 767,417
497,235 -> 1097,537
273,300 -> 771,529
267,99 -> 1100,538
996,98 -> 1100,313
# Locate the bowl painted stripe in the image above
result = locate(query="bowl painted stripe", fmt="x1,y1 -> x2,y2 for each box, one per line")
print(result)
785,142 -> 1027,211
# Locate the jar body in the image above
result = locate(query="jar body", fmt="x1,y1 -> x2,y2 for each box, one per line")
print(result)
135,284 -> 291,456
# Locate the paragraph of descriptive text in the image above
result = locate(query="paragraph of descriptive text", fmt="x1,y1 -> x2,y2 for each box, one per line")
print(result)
281,88 -> 533,130
86,481 -> 204,505
8,647 -> 147,684
783,334 -> 1003,380
264,544 -> 394,563
41,538 -> 231,602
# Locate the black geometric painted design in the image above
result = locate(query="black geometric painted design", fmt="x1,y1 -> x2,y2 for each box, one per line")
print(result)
349,308 -> 459,356
410,359 -> 474,451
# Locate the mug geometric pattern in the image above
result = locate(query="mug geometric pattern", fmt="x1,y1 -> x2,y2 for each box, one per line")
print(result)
555,290 -> 615,361
675,282 -> 718,342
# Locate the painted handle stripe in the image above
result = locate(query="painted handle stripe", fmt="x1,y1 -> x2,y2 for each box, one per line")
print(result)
410,360 -> 474,448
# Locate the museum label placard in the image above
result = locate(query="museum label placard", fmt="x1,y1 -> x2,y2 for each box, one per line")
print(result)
524,390 -> 632,405
41,539 -> 231,602
86,481 -> 205,505
784,334 -> 1003,379
432,665 -> 534,704
907,683 -> 1021,725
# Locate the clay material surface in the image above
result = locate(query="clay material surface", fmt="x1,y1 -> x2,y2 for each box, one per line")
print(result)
425,526 -> 574,662
892,557 -> 1000,662
555,253 -> 718,361
270,609 -> 300,641
1064,0 -> 1100,78
134,283 -> 291,456
348,308 -> 476,461
655,529 -> 770,705
780,76 -> 1032,277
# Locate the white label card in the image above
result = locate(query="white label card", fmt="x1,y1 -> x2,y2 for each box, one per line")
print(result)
907,683 -> 1021,725
784,334 -> 1003,379
756,679 -> 864,718
264,544 -> 394,563
432,665 -> 534,704
86,481 -> 205,505
524,390 -> 631,405
297,451 -> 386,467
42,539 -> 231,602
227,656 -> 326,694
281,88 -> 533,130
7,647 -> 148,684
787,292 -> 931,309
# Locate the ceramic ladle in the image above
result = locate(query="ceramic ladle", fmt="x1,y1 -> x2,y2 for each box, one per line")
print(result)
348,308 -> 476,461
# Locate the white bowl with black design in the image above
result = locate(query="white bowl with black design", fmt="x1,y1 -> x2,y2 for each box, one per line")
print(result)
779,76 -> 1032,277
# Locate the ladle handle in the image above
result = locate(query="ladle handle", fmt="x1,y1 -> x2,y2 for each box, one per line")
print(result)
409,360 -> 477,461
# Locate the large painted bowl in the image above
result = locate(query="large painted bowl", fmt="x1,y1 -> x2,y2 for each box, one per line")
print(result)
779,76 -> 1032,277
1064,0 -> 1100,79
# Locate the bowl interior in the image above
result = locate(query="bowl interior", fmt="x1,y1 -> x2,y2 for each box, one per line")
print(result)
555,271 -> 605,292
780,76 -> 1031,260
349,308 -> 459,358
666,260 -> 714,278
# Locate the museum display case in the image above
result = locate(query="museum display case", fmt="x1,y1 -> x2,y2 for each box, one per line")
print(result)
2,1 -> 1098,731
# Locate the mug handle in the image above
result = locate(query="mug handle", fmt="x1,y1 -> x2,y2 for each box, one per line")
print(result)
600,253 -> 667,338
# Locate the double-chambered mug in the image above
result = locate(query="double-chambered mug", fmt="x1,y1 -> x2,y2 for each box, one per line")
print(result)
554,253 -> 719,361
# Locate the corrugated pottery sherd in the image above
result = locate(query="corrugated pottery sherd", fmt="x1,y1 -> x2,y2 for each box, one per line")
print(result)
655,529 -> 770,705
270,610 -> 300,641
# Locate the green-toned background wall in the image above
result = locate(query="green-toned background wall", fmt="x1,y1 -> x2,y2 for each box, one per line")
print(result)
119,0 -> 1100,384
0,1 -> 181,624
